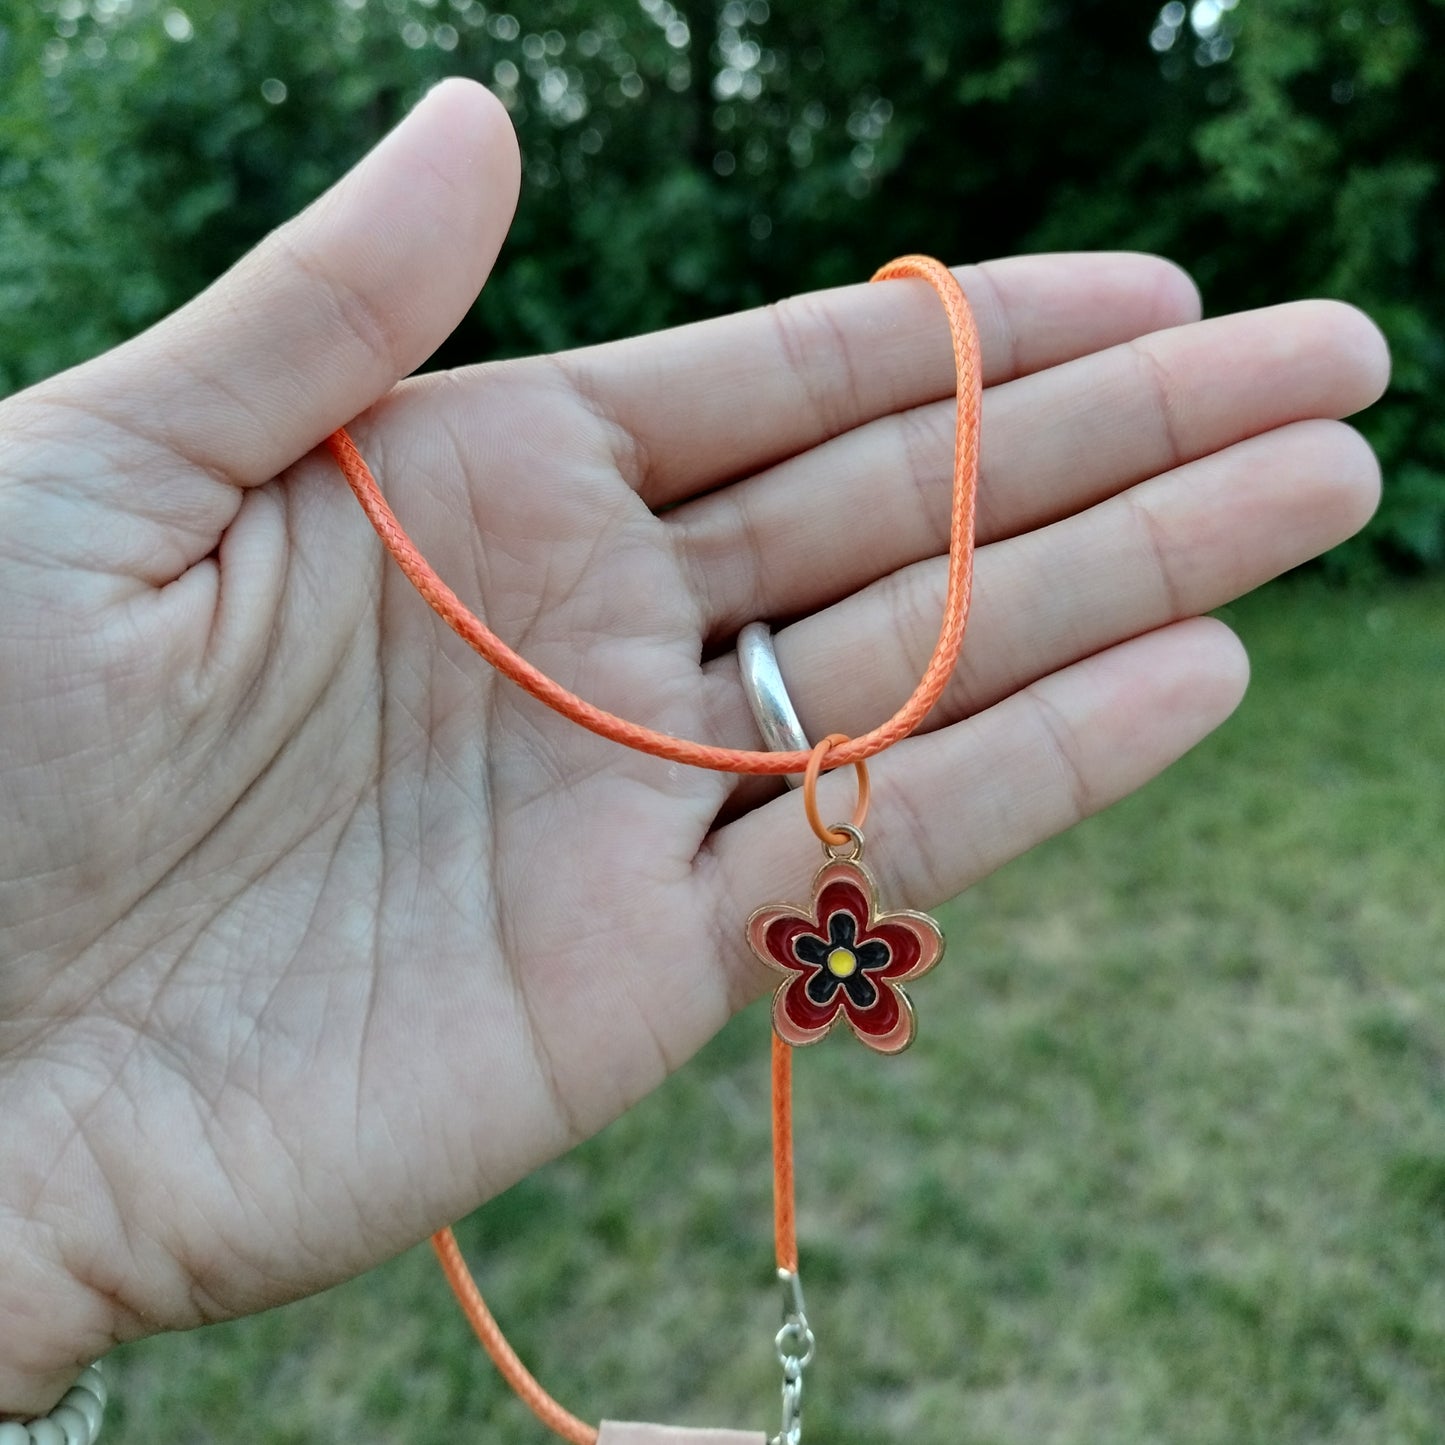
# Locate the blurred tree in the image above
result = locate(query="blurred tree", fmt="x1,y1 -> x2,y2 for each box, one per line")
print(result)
0,0 -> 1438,571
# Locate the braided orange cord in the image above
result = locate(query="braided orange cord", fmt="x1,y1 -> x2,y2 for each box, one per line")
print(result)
325,254 -> 981,776
772,1033 -> 798,1275
344,257 -> 980,1440
432,1227 -> 599,1444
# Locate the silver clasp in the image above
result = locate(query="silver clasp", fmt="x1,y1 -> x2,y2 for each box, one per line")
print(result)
769,1267 -> 815,1445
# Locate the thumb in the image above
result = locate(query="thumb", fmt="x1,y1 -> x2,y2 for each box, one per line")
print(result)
18,77 -> 519,530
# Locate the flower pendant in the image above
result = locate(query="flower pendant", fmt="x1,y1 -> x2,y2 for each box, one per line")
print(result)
747,836 -> 944,1055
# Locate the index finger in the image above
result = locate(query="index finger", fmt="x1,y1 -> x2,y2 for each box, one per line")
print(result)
551,252 -> 1201,508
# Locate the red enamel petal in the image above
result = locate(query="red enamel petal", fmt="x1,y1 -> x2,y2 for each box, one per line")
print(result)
815,874 -> 870,938
866,915 -> 941,981
838,973 -> 901,1039
768,916 -> 826,976
855,990 -> 917,1054
748,904 -> 814,975
773,972 -> 844,1046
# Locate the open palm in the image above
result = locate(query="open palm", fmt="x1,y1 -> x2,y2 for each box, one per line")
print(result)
0,81 -> 1388,1411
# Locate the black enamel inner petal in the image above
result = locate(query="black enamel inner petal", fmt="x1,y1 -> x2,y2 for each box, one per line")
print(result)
827,911 -> 859,949
855,940 -> 891,971
793,934 -> 830,967
805,970 -> 842,1007
840,971 -> 879,1009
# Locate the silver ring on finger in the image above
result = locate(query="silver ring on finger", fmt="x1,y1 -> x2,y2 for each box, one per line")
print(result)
737,621 -> 810,788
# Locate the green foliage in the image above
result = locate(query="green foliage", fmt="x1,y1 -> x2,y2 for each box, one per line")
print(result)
0,0 -> 1441,571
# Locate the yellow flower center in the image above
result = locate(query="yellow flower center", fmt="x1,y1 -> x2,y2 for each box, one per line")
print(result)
826,947 -> 857,978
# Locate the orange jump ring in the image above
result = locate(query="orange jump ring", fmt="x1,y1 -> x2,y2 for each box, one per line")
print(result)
802,734 -> 870,847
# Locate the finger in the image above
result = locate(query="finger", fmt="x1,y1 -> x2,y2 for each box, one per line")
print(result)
20,79 -> 519,509
771,415 -> 1374,728
671,300 -> 1390,638
705,617 -> 1249,1005
698,416 -> 1377,816
555,252 -> 1201,507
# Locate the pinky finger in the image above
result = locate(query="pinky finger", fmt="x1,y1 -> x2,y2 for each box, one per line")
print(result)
705,617 -> 1249,1003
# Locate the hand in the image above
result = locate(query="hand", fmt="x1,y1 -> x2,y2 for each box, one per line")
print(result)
0,79 -> 1387,1412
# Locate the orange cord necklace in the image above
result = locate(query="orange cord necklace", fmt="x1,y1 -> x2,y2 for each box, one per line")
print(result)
326,255 -> 982,1443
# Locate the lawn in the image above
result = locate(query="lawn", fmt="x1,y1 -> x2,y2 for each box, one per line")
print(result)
108,578 -> 1445,1445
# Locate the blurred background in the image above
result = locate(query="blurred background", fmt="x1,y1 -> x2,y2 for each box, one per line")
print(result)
2,1 -> 1443,1441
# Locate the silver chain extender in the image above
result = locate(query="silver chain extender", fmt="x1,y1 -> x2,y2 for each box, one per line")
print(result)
769,1267 -> 816,1445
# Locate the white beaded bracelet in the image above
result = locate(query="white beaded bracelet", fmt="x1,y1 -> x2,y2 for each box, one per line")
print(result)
0,1364 -> 106,1445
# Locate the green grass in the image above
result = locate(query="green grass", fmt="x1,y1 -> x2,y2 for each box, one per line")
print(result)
109,579 -> 1445,1445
